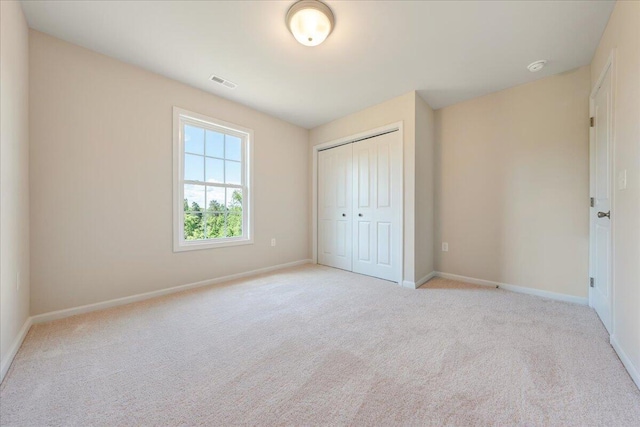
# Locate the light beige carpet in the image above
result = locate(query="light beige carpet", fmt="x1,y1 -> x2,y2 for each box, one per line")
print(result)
1,265 -> 639,426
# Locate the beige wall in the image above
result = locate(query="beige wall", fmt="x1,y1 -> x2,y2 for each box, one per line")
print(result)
415,95 -> 435,281
435,66 -> 591,298
29,31 -> 310,315
309,92 -> 419,284
1,1 -> 30,378
591,0 -> 640,384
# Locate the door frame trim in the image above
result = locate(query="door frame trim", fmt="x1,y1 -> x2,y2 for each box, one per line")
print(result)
311,121 -> 404,284
589,49 -> 616,333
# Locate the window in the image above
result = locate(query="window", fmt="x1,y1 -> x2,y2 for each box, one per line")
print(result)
173,107 -> 253,251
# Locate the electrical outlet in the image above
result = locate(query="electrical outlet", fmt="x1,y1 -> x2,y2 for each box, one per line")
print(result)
442,242 -> 448,252
271,238 -> 276,247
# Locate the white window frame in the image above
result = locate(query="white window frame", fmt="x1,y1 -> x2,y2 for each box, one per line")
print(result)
173,107 -> 254,252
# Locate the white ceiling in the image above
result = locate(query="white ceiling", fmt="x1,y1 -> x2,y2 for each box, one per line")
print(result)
20,0 -> 614,129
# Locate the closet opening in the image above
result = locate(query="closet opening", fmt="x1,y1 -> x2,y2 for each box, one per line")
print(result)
312,124 -> 403,284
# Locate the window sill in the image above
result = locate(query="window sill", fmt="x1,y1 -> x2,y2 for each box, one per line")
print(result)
173,237 -> 254,252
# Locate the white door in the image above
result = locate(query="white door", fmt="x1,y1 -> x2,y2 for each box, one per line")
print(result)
352,132 -> 402,282
590,64 -> 613,333
318,143 -> 353,271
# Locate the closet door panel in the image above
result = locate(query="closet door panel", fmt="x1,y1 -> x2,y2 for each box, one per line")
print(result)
335,220 -> 348,257
357,149 -> 371,208
357,221 -> 371,262
352,132 -> 401,282
377,222 -> 392,266
377,143 -> 391,208
318,144 -> 353,271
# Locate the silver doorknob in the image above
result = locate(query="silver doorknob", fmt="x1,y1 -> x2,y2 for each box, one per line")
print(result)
597,211 -> 610,219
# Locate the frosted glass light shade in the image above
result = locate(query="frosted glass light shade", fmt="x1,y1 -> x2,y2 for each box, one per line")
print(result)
286,0 -> 334,47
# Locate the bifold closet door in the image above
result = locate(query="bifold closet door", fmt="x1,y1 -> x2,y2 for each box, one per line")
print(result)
352,132 -> 401,282
318,143 -> 353,271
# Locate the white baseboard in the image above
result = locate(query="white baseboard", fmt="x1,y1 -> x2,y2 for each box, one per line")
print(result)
435,272 -> 589,306
31,259 -> 312,324
402,271 -> 436,289
611,335 -> 640,390
6,263 -> 637,394
1,317 -> 33,383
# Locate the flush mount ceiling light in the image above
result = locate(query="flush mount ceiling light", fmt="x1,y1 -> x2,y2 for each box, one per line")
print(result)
286,0 -> 334,47
527,60 -> 547,72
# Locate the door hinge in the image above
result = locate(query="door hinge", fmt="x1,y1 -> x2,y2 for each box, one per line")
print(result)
590,117 -> 595,127
590,197 -> 595,207
590,277 -> 595,288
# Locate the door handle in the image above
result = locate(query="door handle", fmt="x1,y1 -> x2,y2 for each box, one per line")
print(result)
358,213 -> 363,217
342,213 -> 346,217
597,211 -> 610,219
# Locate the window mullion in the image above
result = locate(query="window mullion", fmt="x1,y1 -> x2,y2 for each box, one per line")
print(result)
183,180 -> 242,189
204,130 -> 208,202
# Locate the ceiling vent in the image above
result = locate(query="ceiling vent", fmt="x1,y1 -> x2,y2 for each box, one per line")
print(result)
209,74 -> 237,89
